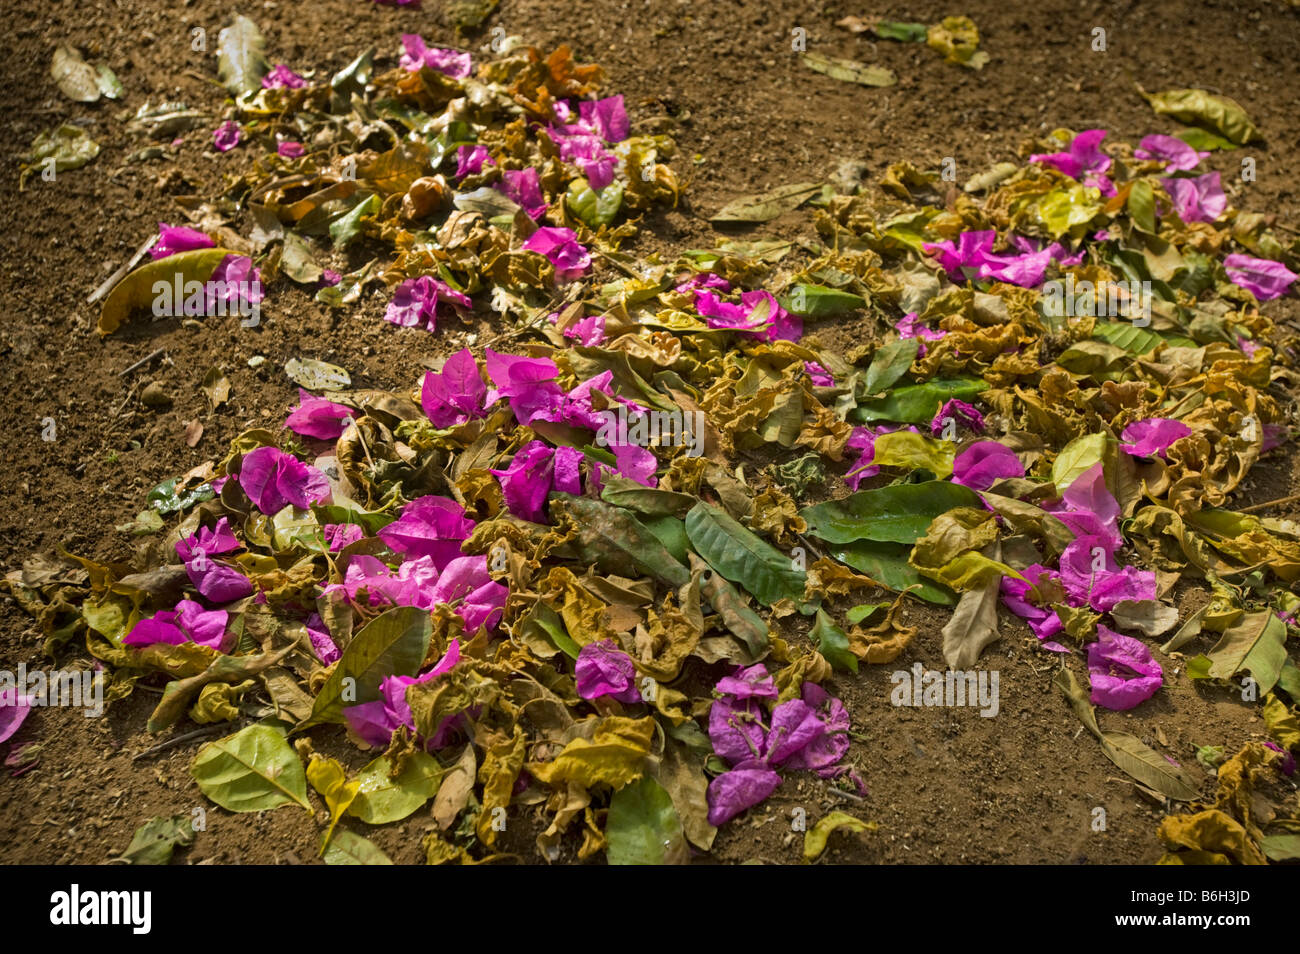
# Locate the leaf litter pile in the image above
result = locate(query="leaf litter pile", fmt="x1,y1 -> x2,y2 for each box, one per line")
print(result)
6,14 -> 1300,866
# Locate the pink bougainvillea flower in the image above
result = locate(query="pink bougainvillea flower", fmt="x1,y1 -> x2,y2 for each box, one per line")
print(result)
454,144 -> 492,178
926,231 -> 1087,288
213,121 -> 241,152
321,269 -> 342,286
344,639 -> 460,746
304,612 -> 340,665
206,254 -> 264,315
150,222 -> 214,260
776,683 -> 851,776
1120,418 -> 1192,459
429,555 -> 508,632
184,558 -> 254,604
522,226 -> 592,283
484,349 -> 565,425
1264,741 -> 1297,777
575,639 -> 642,703
951,440 -> 1024,491
123,600 -> 230,651
286,388 -> 353,440
261,64 -> 306,89
377,495 -> 475,569
1046,462 -> 1122,551
674,271 -> 731,294
578,95 -> 631,143
384,276 -> 472,332
553,445 -> 584,495
1059,535 -> 1156,612
695,289 -> 802,342
804,361 -> 834,387
706,759 -> 783,826
276,140 -> 305,158
398,34 -> 472,78
715,663 -> 779,700
561,311 -> 607,346
175,517 -> 240,562
491,440 -> 560,523
1163,171 -> 1226,224
1087,624 -> 1163,710
1000,565 -> 1069,652
421,348 -> 488,428
323,554 -> 439,610
0,691 -> 34,744
496,167 -> 547,219
237,445 -> 332,515
931,399 -> 984,437
1029,129 -> 1111,180
322,522 -> 364,552
1134,134 -> 1207,172
1223,253 -> 1299,301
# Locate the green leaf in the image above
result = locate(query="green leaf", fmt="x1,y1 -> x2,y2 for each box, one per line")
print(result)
566,178 -> 624,227
323,830 -> 395,865
606,776 -> 688,865
98,247 -> 236,335
831,542 -> 957,605
599,476 -> 697,518
191,724 -> 312,812
1260,834 -> 1300,862
1051,432 -> 1109,491
811,609 -> 857,672
1199,611 -> 1288,693
802,481 -> 984,544
280,230 -> 323,284
349,752 -> 444,824
1092,321 -> 1163,355
684,502 -> 806,606
145,475 -> 216,516
853,378 -> 988,424
711,182 -> 822,223
846,602 -> 888,624
330,49 -> 374,111
329,193 -> 382,250
802,52 -> 896,87
215,15 -> 269,97
643,514 -> 691,565
864,337 -> 920,395
778,284 -> 865,318
1127,179 -> 1156,233
299,606 -> 432,730
874,21 -> 929,42
1174,126 -> 1237,152
118,814 -> 196,865
1142,87 -> 1261,145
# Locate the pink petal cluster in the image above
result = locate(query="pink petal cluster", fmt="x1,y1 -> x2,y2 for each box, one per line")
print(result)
398,34 -> 472,78
1162,171 -> 1226,224
175,517 -> 253,603
421,348 -> 489,428
376,495 -> 476,569
1133,134 -> 1207,172
925,231 -> 1084,288
1119,418 -> 1192,459
455,144 -> 492,178
286,389 -> 353,440
261,64 -> 306,89
1223,253 -> 1298,301
694,289 -> 802,343
213,121 -> 241,152
384,276 -> 473,332
1087,624 -> 1163,710
343,640 -> 461,746
707,665 -> 851,826
522,226 -> 592,283
575,640 -> 642,703
236,445 -> 332,515
951,440 -> 1024,491
123,600 -> 230,652
495,167 -> 547,219
546,95 -> 629,189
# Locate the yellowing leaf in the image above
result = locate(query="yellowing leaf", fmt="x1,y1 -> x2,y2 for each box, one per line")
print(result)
99,248 -> 237,335
803,811 -> 878,860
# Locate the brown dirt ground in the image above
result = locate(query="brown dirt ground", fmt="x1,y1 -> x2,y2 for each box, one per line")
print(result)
1,0 -> 1298,864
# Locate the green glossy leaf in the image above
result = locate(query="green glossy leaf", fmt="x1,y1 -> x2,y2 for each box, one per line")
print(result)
299,605 -> 432,730
802,481 -> 984,544
349,751 -> 444,824
330,193 -> 381,250
778,284 -> 865,318
192,724 -> 312,812
875,21 -> 928,42
606,775 -> 688,865
145,476 -> 215,516
811,609 -> 857,672
684,502 -> 806,606
1198,611 -> 1288,693
1127,179 -> 1156,233
830,541 -> 957,604
567,178 -> 624,227
853,378 -> 988,424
